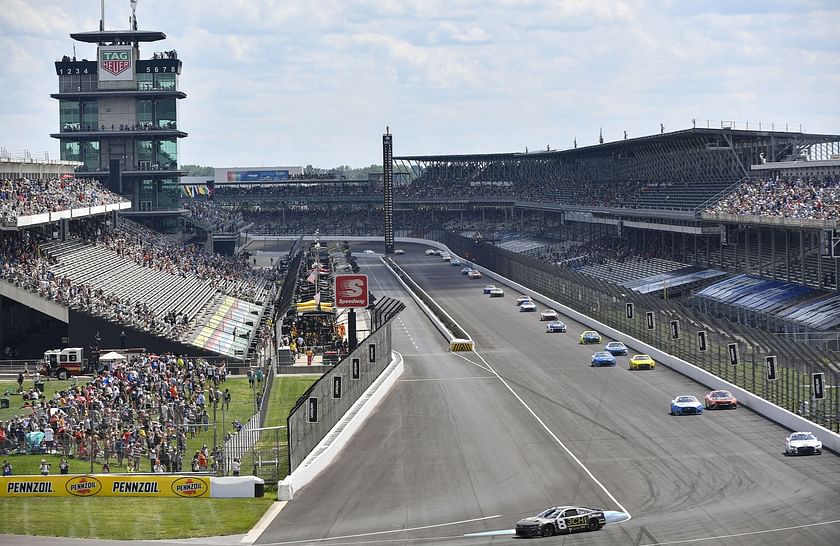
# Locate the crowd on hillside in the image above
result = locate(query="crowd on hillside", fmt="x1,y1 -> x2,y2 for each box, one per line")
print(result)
0,177 -> 124,226
706,176 -> 840,220
0,351 -> 237,474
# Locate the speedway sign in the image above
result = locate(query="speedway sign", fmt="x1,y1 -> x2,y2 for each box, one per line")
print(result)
335,274 -> 368,308
99,46 -> 133,81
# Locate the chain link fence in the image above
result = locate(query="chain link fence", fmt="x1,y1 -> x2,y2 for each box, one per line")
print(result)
444,232 -> 840,433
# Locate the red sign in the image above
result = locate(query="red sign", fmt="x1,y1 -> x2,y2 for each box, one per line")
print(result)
101,60 -> 131,76
335,274 -> 368,308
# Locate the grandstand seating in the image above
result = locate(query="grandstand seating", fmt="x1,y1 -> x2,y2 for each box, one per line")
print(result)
577,257 -> 689,286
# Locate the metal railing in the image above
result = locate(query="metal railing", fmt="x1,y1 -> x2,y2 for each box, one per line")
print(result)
443,232 -> 840,432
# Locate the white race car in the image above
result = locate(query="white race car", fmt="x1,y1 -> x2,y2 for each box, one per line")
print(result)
425,249 -> 439,256
540,309 -> 558,321
489,287 -> 504,297
670,395 -> 704,415
468,270 -> 482,279
520,301 -> 537,312
394,249 -> 405,255
516,295 -> 532,306
483,284 -> 497,294
784,432 -> 822,456
546,321 -> 567,333
441,254 -> 451,262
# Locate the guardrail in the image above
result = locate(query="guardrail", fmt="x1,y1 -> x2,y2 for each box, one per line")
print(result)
419,236 -> 840,452
382,257 -> 472,347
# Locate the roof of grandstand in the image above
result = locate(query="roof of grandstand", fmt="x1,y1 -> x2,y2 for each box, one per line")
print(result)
69,30 -> 166,43
394,127 -> 840,162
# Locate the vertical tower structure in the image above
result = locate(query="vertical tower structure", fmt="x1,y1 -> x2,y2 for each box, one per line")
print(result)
382,128 -> 394,254
50,5 -> 187,217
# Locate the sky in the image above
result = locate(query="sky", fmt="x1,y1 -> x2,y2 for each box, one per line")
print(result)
1,0 -> 839,168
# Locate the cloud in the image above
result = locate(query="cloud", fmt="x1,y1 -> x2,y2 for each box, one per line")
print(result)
1,0 -> 838,167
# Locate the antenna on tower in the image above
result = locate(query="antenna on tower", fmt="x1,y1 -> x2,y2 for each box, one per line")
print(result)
130,0 -> 139,31
99,0 -> 105,31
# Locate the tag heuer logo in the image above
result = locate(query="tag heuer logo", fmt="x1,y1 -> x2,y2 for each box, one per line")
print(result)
101,50 -> 131,76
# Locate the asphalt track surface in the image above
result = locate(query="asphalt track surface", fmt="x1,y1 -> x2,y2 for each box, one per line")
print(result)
8,241 -> 840,546
254,243 -> 840,545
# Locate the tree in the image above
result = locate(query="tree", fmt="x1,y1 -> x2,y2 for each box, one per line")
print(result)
181,164 -> 214,176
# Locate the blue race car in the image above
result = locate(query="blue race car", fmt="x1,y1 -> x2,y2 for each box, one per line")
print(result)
670,395 -> 704,415
591,351 -> 617,367
604,341 -> 628,356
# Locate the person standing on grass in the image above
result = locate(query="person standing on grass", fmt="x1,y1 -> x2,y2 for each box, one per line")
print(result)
231,457 -> 241,476
59,458 -> 69,474
2,461 -> 11,476
39,459 -> 50,475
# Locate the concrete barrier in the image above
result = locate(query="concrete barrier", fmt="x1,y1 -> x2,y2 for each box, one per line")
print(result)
278,351 -> 404,500
416,242 -> 840,454
382,257 -> 473,347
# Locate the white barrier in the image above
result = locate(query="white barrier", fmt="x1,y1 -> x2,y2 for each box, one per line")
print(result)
278,351 -> 405,500
424,242 -> 840,453
210,476 -> 265,498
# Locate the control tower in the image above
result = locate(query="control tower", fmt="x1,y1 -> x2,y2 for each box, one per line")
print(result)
50,0 -> 187,220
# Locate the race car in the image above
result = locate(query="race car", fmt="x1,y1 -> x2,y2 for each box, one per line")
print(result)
670,395 -> 704,415
468,270 -> 482,279
489,287 -> 504,297
540,309 -> 559,321
441,254 -> 451,262
483,284 -> 497,294
784,431 -> 822,456
461,266 -> 472,275
604,341 -> 628,356
425,249 -> 439,256
515,506 -> 606,537
394,249 -> 405,255
629,354 -> 656,370
704,389 -> 738,410
520,301 -> 537,312
451,258 -> 462,267
579,330 -> 602,344
546,321 -> 567,333
362,249 -> 375,254
516,295 -> 532,306
591,351 -> 617,367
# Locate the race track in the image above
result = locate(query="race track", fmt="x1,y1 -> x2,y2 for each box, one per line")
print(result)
256,243 -> 840,545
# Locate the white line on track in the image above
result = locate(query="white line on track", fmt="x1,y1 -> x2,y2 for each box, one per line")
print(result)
262,515 -> 504,545
637,518 -> 840,546
469,349 -> 632,518
449,351 -> 493,373
400,376 -> 498,382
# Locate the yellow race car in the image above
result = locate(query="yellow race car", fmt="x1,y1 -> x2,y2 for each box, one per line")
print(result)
629,354 -> 656,370
579,331 -> 602,344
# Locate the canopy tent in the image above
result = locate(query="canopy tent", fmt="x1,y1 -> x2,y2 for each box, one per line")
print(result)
99,351 -> 127,361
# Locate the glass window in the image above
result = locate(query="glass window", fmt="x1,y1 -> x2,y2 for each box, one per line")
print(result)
80,100 -> 98,132
155,98 -> 176,129
59,100 -> 80,131
136,99 -> 153,128
60,141 -> 81,162
155,73 -> 176,91
158,179 -> 180,209
157,138 -> 177,169
136,140 -> 154,168
82,141 -> 100,171
137,73 -> 153,91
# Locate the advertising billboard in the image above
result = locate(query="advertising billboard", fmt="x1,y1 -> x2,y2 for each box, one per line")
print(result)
98,46 -> 133,82
335,274 -> 369,308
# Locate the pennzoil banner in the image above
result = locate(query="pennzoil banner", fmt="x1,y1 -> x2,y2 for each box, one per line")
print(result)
0,475 -> 210,498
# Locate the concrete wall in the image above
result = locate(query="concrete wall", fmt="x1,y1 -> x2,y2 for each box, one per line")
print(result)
403,240 -> 840,454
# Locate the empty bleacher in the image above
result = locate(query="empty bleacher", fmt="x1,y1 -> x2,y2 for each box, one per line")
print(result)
577,257 -> 689,286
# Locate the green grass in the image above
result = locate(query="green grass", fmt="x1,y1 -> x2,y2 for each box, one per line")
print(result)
0,375 -> 319,539
243,374 -> 319,480
0,497 -> 274,539
0,377 -> 260,474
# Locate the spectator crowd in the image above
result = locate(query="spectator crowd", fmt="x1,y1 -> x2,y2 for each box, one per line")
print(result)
0,177 -> 125,226
0,351 -> 233,475
706,176 -> 840,220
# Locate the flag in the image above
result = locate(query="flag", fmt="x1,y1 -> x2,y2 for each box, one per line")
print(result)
313,291 -> 321,305
306,268 -> 317,284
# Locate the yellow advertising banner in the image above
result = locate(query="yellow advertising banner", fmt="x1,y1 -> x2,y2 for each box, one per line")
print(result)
0,475 -> 210,498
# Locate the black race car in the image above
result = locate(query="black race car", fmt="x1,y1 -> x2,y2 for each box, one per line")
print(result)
515,506 -> 606,537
